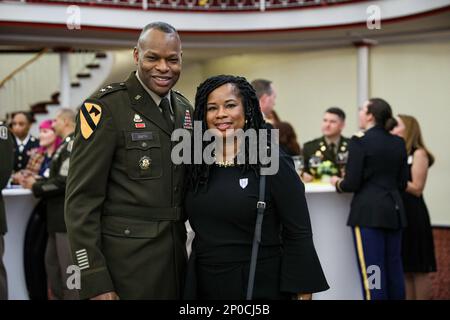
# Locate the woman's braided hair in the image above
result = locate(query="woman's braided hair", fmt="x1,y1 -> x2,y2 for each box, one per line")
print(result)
187,75 -> 266,191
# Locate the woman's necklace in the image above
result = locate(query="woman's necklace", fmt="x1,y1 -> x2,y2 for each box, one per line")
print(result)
213,149 -> 236,167
214,140 -> 241,167
214,158 -> 236,168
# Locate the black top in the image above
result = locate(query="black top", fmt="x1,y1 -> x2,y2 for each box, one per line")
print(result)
185,154 -> 329,294
336,126 -> 408,229
0,123 -> 14,235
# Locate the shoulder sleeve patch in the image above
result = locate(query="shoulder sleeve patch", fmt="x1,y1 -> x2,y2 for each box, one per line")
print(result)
0,125 -> 8,140
80,102 -> 102,140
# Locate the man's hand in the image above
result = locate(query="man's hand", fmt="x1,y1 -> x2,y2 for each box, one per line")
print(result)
301,172 -> 314,183
21,175 -> 36,189
330,176 -> 340,186
90,292 -> 119,300
12,172 -> 24,185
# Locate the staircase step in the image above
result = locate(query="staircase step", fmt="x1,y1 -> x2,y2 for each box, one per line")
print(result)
30,101 -> 50,114
86,63 -> 100,69
77,72 -> 91,78
51,92 -> 60,103
95,52 -> 107,58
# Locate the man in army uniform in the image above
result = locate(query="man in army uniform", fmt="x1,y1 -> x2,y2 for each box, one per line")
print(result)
302,107 -> 350,182
22,108 -> 77,299
65,22 -> 194,300
0,121 -> 14,300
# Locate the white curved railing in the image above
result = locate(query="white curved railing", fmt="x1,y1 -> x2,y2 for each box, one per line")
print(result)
1,0 -> 449,33
0,51 -> 96,119
3,0 -> 364,12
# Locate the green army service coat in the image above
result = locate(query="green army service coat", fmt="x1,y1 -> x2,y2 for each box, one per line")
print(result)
65,73 -> 194,299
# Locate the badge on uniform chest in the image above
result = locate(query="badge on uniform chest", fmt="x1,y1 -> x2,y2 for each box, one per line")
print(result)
183,110 -> 193,129
133,113 -> 146,128
139,156 -> 152,170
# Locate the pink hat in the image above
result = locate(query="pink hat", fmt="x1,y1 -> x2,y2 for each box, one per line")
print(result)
39,119 -> 54,131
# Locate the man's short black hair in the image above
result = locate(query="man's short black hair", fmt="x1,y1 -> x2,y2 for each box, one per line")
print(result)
141,21 -> 177,35
325,107 -> 346,121
251,79 -> 273,100
137,22 -> 179,47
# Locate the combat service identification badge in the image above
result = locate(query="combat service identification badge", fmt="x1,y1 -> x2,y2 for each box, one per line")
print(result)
80,102 -> 102,139
139,156 -> 152,170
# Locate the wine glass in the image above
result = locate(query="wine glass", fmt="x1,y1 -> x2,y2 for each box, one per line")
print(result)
309,155 -> 322,179
336,151 -> 349,176
292,155 -> 304,174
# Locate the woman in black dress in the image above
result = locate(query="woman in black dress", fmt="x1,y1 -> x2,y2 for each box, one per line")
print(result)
184,75 -> 328,300
391,114 -> 437,300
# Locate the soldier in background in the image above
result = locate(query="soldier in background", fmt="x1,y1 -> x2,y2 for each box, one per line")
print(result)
302,107 -> 350,182
10,111 -> 39,174
0,121 -> 14,300
22,109 -> 77,300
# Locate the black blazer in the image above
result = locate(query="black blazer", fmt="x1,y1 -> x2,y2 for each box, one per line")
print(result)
336,126 -> 408,229
0,124 -> 14,235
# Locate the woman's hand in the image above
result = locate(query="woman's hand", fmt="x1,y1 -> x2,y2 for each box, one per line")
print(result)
90,291 -> 119,300
330,176 -> 340,186
21,175 -> 36,189
295,293 -> 312,300
301,172 -> 314,183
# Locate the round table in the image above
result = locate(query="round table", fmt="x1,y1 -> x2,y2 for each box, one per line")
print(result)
2,188 -> 38,300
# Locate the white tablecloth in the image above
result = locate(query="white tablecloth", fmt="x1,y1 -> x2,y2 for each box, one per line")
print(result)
305,183 -> 362,300
2,188 -> 38,300
3,184 -> 362,300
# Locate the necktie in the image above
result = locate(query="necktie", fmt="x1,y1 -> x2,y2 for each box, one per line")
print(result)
160,97 -> 173,131
329,143 -> 336,161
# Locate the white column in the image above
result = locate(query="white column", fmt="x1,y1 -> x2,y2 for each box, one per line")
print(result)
59,52 -> 70,108
356,44 -> 370,108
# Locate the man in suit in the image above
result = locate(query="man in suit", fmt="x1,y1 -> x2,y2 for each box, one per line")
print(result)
10,111 -> 39,173
0,121 -> 14,300
251,79 -> 278,126
65,22 -> 193,300
22,109 -> 77,299
302,107 -> 350,182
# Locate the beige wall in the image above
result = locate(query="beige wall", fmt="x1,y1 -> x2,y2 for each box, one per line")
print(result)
177,42 -> 450,225
175,61 -> 205,103
371,42 -> 450,226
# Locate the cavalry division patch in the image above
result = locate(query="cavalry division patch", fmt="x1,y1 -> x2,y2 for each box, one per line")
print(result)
80,102 -> 102,139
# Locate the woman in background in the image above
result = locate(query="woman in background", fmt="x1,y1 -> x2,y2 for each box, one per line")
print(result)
13,119 -> 61,184
330,98 -> 408,300
277,121 -> 302,157
391,114 -> 437,300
